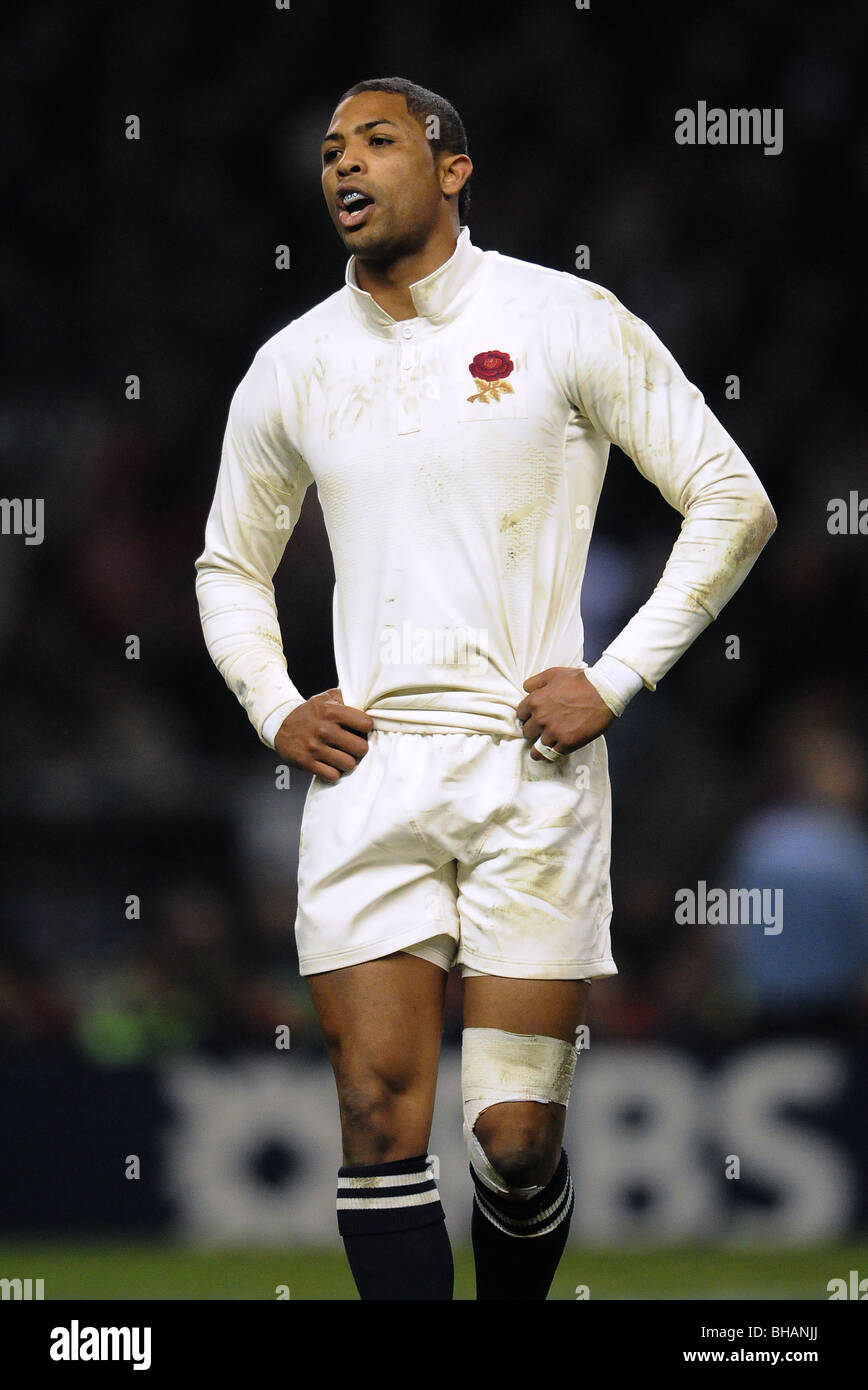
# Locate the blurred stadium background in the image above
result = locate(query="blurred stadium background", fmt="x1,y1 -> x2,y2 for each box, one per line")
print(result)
1,0 -> 866,1299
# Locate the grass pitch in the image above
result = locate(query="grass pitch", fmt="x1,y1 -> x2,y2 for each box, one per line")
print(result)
0,1243 -> 863,1300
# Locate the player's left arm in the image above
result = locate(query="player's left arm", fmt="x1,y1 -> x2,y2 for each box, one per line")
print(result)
518,287 -> 776,758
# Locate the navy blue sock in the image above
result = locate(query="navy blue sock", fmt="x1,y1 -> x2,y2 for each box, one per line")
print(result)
471,1149 -> 574,1300
337,1153 -> 454,1300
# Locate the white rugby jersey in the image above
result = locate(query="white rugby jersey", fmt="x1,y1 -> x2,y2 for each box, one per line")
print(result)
195,226 -> 775,746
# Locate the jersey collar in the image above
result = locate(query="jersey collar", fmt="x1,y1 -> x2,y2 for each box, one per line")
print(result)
344,225 -> 485,336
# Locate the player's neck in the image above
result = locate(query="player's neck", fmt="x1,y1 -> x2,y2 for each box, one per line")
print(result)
353,225 -> 459,322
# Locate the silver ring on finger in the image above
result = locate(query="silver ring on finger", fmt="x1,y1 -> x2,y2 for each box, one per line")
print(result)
533,736 -> 566,761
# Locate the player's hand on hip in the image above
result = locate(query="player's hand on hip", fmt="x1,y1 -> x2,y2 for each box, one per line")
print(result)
517,667 -> 614,760
274,688 -> 374,782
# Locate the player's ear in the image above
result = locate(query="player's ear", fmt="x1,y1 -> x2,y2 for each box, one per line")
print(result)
439,151 -> 472,200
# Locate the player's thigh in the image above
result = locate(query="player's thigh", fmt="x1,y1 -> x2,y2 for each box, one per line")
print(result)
307,950 -> 447,1098
462,973 -> 591,1043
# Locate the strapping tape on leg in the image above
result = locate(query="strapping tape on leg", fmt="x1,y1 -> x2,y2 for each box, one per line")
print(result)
462,1027 -> 578,1197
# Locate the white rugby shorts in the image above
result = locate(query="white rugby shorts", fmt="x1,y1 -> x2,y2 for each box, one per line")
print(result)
294,730 -> 617,980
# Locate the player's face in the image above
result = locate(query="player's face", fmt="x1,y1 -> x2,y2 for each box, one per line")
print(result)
321,92 -> 446,260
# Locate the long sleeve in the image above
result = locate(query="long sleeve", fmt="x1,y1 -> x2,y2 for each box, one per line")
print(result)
568,286 -> 776,690
195,346 -> 314,746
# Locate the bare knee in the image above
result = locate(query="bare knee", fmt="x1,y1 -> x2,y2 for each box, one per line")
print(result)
335,1061 -> 429,1165
338,1070 -> 405,1152
473,1100 -> 564,1190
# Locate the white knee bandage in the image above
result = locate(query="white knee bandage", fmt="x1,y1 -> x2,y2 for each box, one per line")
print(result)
462,1027 -> 578,1197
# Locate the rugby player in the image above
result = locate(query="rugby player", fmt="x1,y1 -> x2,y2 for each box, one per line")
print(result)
195,76 -> 776,1299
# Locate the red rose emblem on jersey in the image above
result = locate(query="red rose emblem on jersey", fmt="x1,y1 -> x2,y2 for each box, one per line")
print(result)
469,350 -> 513,382
467,349 -> 515,403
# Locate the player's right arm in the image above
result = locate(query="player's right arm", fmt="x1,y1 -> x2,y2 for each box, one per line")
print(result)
194,345 -> 372,780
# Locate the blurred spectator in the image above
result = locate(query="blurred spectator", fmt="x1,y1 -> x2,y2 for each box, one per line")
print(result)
717,699 -> 868,1033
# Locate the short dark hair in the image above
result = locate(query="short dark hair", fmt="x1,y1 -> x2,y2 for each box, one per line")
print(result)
337,76 -> 472,223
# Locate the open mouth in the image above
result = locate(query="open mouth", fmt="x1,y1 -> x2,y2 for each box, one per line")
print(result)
337,188 -> 375,227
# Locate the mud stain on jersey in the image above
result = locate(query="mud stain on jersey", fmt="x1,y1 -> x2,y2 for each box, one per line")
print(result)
678,500 -> 777,612
322,353 -> 393,438
325,380 -> 379,437
497,449 -> 561,573
706,503 -> 777,602
500,498 -> 544,532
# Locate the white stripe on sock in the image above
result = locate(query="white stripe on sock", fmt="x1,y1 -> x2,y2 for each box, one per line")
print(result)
475,1180 -> 574,1239
336,1188 -> 441,1211
478,1176 -> 571,1230
338,1169 -> 433,1191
